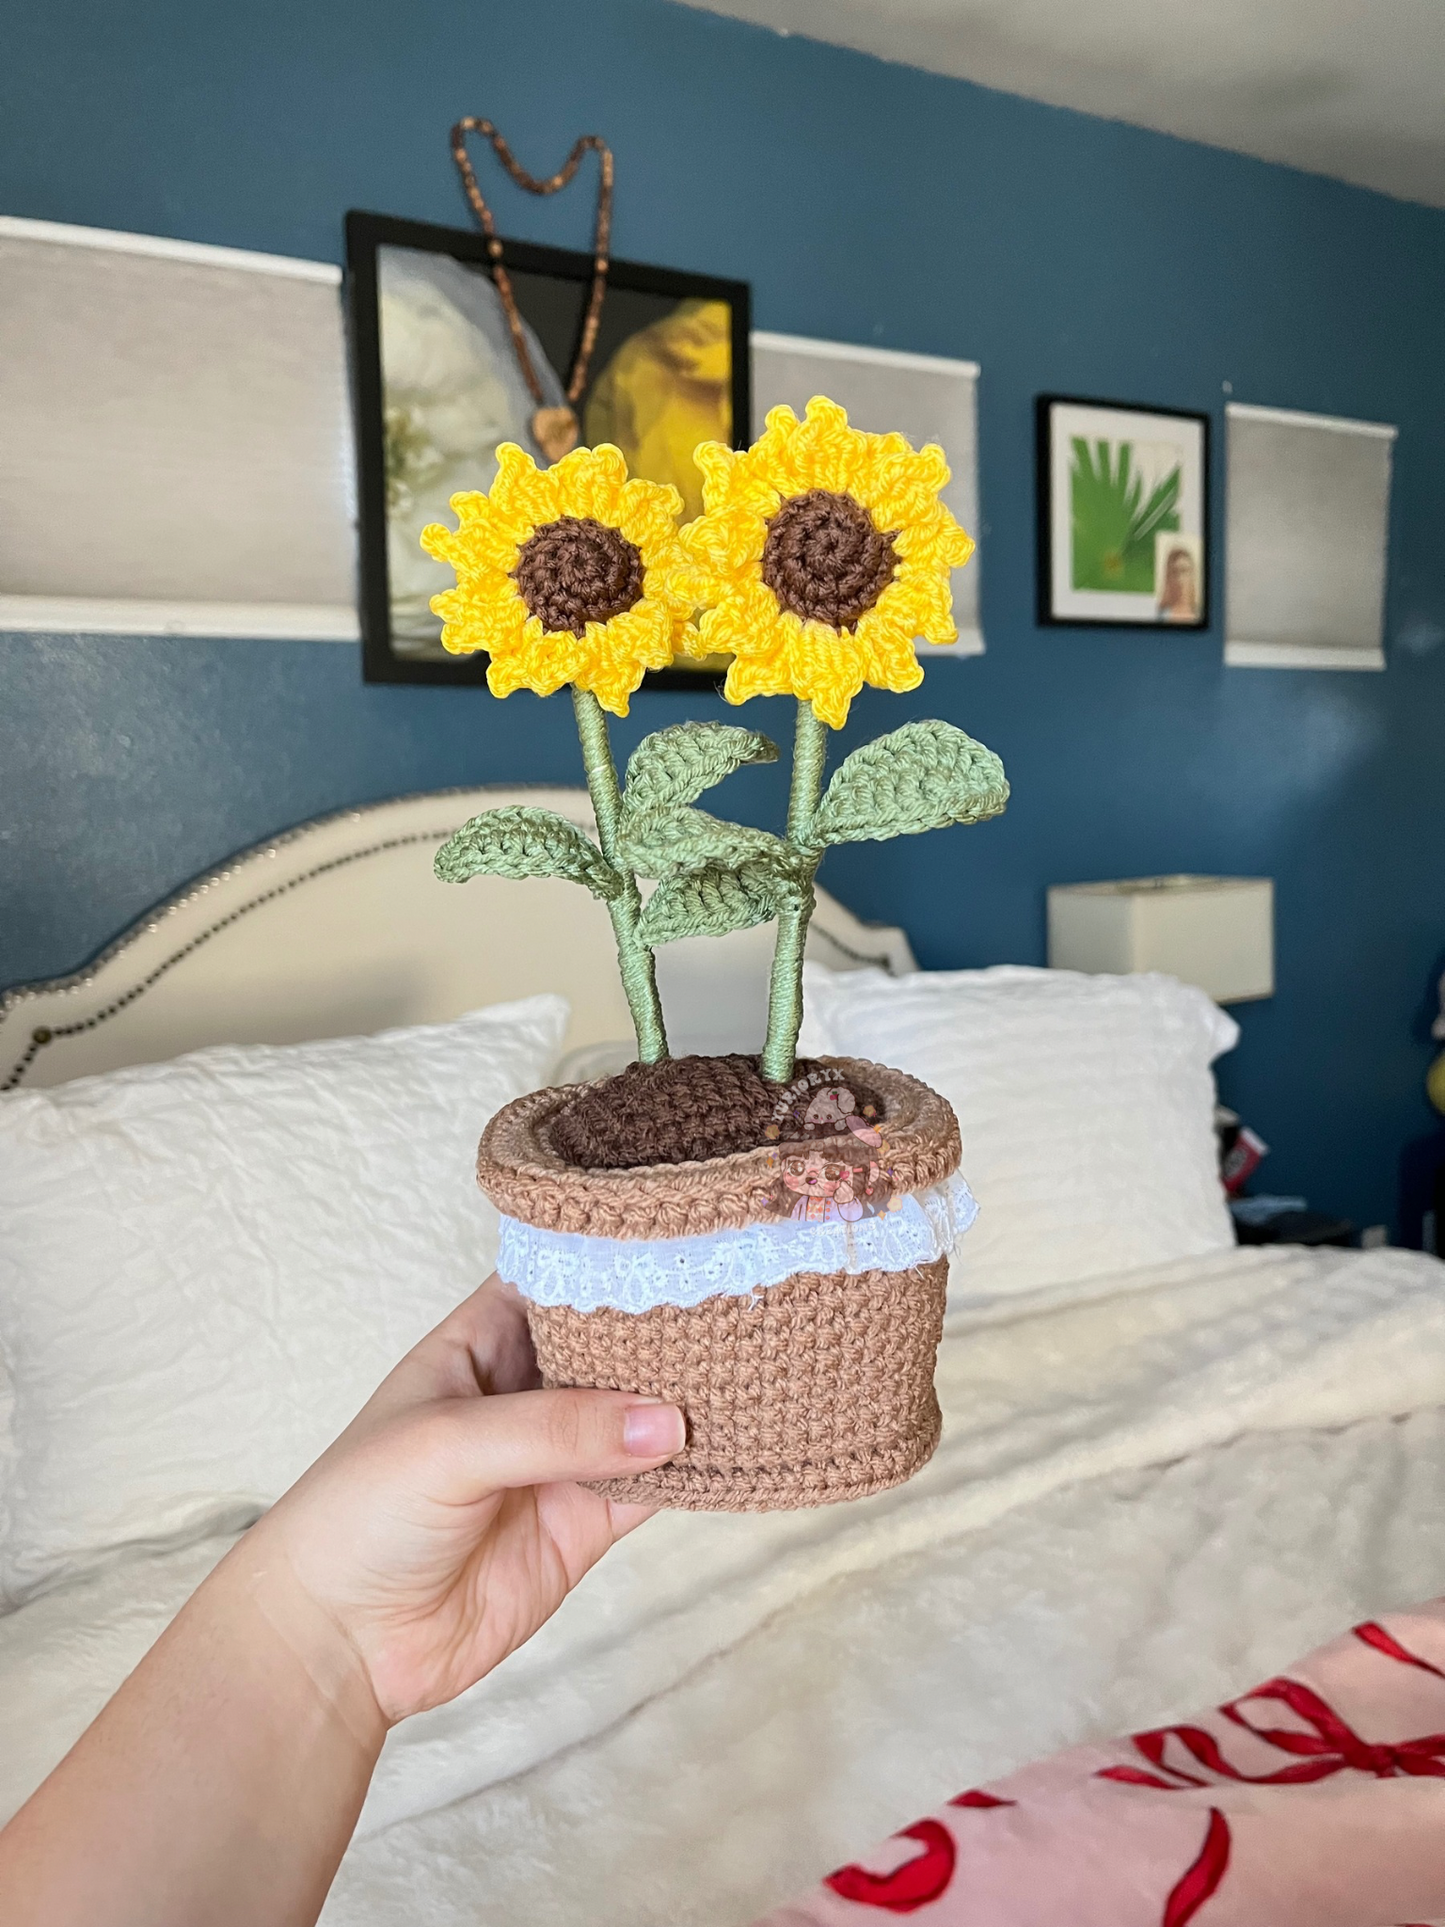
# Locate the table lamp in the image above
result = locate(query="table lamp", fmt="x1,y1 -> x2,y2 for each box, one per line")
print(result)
1046,875 -> 1274,1004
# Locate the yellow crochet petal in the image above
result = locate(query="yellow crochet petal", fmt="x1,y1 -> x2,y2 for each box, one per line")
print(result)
689,440 -> 736,512
669,559 -> 726,614
787,625 -> 866,729
890,505 -> 973,570
787,396 -> 867,494
854,609 -> 928,691
578,650 -> 646,718
616,476 -> 687,557
689,602 -> 747,659
693,447 -> 779,527
488,616 -> 586,698
600,597 -> 682,671
852,430 -> 921,492
876,569 -> 956,645
550,443 -> 629,522
696,580 -> 787,660
679,502 -> 769,572
488,444 -> 560,533
865,443 -> 953,527
432,576 -> 532,658
722,645 -> 794,707
684,599 -> 759,660
430,514 -> 531,580
753,418 -> 815,500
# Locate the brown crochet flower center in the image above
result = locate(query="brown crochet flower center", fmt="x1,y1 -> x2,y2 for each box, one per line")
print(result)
512,516 -> 645,637
761,489 -> 899,631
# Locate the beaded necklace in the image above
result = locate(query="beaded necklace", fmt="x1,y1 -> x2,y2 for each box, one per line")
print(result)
450,117 -> 614,463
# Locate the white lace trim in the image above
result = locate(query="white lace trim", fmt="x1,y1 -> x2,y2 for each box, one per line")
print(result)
498,1173 -> 978,1313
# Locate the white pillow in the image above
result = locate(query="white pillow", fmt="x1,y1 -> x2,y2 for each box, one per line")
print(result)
0,994 -> 566,1604
798,965 -> 1236,1303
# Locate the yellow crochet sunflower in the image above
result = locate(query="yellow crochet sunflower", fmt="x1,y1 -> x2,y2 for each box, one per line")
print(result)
421,443 -> 692,717
674,396 -> 975,729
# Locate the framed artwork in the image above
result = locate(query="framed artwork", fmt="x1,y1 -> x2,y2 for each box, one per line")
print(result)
345,209 -> 750,686
1036,395 -> 1209,629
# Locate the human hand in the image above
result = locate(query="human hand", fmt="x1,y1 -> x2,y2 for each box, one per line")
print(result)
225,1276 -> 684,1731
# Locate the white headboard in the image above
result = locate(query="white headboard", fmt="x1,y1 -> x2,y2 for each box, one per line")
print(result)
0,787 -> 915,1091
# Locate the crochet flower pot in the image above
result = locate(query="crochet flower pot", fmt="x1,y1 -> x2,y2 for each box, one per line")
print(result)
421,397 -> 1008,1511
478,1055 -> 973,1509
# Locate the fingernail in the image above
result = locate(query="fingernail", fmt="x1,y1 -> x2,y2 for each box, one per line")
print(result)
623,1400 -> 686,1458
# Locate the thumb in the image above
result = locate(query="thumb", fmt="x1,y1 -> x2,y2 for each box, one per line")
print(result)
427,1386 -> 686,1494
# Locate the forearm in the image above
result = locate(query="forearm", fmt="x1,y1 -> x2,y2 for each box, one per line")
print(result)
0,1281 -> 682,1925
0,1530 -> 385,1927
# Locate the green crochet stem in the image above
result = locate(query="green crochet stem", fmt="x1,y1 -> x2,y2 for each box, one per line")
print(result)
760,699 -> 828,1084
571,688 -> 669,1065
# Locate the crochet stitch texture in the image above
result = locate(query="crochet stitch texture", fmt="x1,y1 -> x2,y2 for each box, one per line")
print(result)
476,1058 -> 963,1509
530,1257 -> 950,1511
548,1052 -> 886,1169
477,1060 -> 961,1241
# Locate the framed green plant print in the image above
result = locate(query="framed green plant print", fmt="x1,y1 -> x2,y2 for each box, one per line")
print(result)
1036,396 -> 1209,629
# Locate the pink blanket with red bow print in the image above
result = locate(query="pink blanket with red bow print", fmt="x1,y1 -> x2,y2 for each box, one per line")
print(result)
755,1603 -> 1445,1926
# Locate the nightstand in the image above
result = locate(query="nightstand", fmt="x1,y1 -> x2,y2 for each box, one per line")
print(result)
1233,1209 -> 1355,1249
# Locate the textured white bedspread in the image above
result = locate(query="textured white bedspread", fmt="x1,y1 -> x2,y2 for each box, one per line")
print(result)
2,1244 -> 1444,1924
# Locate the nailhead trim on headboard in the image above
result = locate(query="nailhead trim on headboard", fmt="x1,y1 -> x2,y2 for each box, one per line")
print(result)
1,826 -> 468,1090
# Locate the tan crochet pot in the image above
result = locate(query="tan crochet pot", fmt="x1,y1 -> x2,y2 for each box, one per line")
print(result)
477,1058 -> 961,1511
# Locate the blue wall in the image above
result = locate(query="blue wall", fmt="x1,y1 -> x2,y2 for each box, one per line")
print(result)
3,0 -> 1444,1231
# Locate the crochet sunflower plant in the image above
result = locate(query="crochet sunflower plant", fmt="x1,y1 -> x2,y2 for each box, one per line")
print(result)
427,397 -> 1007,1512
424,396 -> 1009,1087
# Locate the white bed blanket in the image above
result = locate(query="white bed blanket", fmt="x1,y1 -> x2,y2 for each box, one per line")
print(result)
324,1407 -> 1445,1926
1,1243 -> 1443,1874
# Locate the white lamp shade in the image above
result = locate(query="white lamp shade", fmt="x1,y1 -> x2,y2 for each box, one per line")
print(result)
1047,875 -> 1274,1003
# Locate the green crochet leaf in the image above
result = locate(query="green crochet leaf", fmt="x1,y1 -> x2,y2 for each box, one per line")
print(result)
435,807 -> 621,900
809,721 -> 1009,849
637,860 -> 793,946
617,807 -> 791,880
622,722 -> 779,820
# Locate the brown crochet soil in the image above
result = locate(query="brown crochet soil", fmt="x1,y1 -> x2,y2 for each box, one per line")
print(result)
550,1053 -> 887,1170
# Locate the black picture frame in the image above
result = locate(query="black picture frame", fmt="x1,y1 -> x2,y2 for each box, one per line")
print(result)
344,209 -> 751,687
1036,394 -> 1211,630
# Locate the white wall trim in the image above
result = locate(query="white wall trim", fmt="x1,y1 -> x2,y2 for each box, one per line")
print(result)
1224,638 -> 1385,671
0,595 -> 359,642
0,214 -> 340,285
0,591 -> 975,657
751,329 -> 979,380
1226,400 -> 1397,441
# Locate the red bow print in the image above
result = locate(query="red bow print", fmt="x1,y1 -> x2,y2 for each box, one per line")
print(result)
1101,1677 -> 1445,1790
824,1820 -> 956,1914
1354,1620 -> 1445,1681
822,1794 -> 1019,1911
1164,1810 -> 1231,1927
820,1800 -> 1229,1922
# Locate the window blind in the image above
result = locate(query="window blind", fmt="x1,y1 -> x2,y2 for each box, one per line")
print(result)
1224,401 -> 1395,671
0,217 -> 357,640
